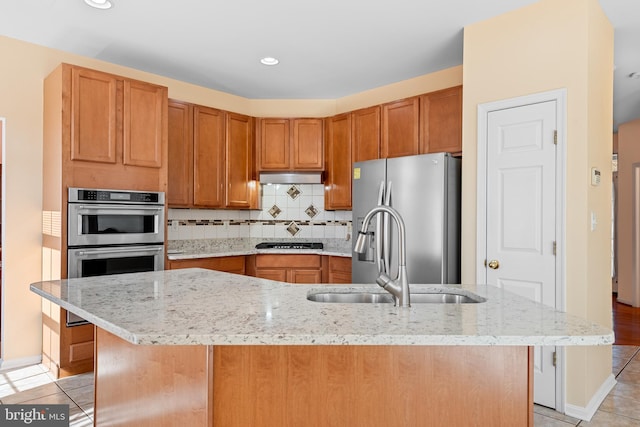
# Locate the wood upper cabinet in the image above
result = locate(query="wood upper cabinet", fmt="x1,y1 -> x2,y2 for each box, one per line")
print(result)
381,97 -> 420,158
123,80 -> 165,168
420,86 -> 462,155
194,106 -> 226,208
70,67 -> 118,164
62,63 -> 168,191
226,112 -> 258,209
324,113 -> 352,210
259,119 -> 290,170
352,106 -> 381,162
167,101 -> 257,209
167,101 -> 225,208
258,118 -> 324,171
167,101 -> 193,206
292,119 -> 324,170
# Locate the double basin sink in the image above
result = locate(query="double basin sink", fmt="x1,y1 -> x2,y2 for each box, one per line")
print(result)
307,289 -> 486,304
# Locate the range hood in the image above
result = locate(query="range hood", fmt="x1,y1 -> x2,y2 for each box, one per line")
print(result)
259,172 -> 323,184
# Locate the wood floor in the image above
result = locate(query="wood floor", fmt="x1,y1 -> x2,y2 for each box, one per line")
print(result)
613,293 -> 640,345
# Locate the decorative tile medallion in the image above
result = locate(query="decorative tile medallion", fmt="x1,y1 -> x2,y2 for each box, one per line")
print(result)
286,221 -> 300,236
268,204 -> 282,218
305,204 -> 319,219
287,185 -> 301,200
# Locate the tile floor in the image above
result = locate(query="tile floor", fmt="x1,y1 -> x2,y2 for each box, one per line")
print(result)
0,346 -> 638,426
0,364 -> 93,426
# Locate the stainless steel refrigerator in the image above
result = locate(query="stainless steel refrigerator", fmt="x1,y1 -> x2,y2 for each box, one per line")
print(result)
352,152 -> 461,284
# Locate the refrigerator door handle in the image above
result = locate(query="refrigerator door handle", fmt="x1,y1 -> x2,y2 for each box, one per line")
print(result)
375,181 -> 385,274
383,181 -> 392,275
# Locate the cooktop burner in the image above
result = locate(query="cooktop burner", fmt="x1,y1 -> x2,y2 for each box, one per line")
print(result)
255,242 -> 324,250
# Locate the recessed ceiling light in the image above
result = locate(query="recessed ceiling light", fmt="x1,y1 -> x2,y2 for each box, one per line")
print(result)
260,57 -> 279,66
84,0 -> 113,9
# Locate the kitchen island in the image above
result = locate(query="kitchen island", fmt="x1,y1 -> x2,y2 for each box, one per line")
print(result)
31,268 -> 612,426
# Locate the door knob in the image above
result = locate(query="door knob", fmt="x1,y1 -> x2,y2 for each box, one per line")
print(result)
488,259 -> 500,270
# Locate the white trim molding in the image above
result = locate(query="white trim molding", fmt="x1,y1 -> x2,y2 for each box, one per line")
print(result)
0,355 -> 43,373
564,374 -> 616,421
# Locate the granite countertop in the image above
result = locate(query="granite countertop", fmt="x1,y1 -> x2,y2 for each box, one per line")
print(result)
30,268 -> 613,347
167,238 -> 352,259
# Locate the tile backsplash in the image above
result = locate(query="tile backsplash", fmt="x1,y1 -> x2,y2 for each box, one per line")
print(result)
168,184 -> 352,241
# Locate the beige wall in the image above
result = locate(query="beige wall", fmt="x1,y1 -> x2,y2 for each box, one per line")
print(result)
0,35 -> 461,366
617,118 -> 640,306
462,0 -> 613,409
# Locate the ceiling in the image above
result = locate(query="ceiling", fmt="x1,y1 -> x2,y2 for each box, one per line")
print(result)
0,0 -> 637,130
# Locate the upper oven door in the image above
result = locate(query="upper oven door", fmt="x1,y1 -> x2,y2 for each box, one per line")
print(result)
68,203 -> 165,247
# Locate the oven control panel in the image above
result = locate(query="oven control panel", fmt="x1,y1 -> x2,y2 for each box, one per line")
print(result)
69,188 -> 165,205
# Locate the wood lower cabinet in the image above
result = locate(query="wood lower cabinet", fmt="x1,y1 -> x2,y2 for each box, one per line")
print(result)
381,97 -> 420,159
167,256 -> 245,275
257,118 -> 324,171
324,113 -> 352,210
249,254 -> 323,284
420,86 -> 462,155
94,328 -> 533,427
327,256 -> 352,284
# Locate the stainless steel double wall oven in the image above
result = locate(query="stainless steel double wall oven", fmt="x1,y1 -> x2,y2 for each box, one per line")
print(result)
66,188 -> 165,326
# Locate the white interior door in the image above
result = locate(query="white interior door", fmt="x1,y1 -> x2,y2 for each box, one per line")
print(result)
485,100 -> 558,408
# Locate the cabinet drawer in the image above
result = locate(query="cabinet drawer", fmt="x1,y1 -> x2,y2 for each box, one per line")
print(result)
255,254 -> 321,269
169,256 -> 246,274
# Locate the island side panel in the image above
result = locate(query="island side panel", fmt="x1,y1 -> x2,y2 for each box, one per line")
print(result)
212,345 -> 533,427
94,328 -> 213,427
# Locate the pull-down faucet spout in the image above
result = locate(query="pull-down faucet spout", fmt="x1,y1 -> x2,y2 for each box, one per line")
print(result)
354,205 -> 410,307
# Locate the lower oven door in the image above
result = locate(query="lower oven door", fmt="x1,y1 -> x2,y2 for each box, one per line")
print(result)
66,245 -> 165,326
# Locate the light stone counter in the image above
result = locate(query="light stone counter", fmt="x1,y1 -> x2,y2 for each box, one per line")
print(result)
31,268 -> 613,347
167,237 -> 352,259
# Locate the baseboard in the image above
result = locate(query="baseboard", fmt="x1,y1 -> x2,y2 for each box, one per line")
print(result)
564,373 -> 616,421
0,355 -> 43,372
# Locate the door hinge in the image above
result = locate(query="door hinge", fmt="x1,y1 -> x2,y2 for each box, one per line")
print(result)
553,241 -> 557,256
553,130 -> 558,145
552,351 -> 557,367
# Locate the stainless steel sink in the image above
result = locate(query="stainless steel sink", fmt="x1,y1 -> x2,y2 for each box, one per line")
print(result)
307,290 -> 486,304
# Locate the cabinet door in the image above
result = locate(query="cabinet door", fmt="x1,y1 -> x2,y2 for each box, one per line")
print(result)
381,97 -> 420,158
352,106 -> 381,162
193,106 -> 226,207
325,114 -> 352,210
292,119 -> 324,170
420,86 -> 462,154
123,80 -> 166,168
259,118 -> 290,170
70,67 -> 118,164
167,101 -> 193,207
226,112 -> 255,208
289,269 -> 322,284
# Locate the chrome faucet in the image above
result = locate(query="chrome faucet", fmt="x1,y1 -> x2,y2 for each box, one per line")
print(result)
354,205 -> 410,307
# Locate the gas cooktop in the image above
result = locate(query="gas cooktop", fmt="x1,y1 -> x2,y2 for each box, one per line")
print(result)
255,242 -> 324,250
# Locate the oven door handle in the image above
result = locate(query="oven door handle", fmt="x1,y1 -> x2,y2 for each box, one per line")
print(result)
76,205 -> 164,211
76,246 -> 164,256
